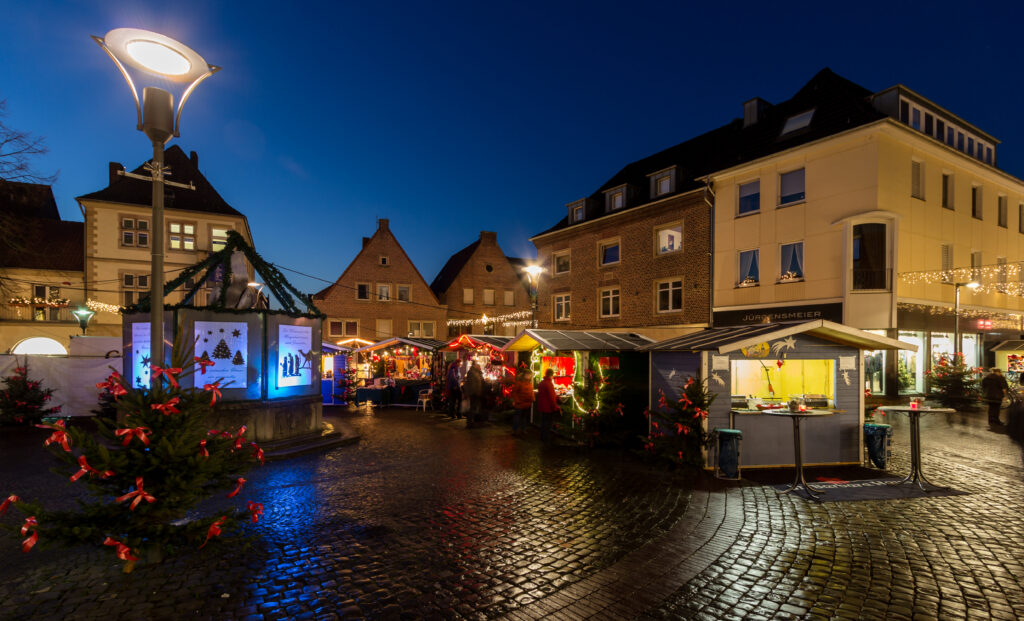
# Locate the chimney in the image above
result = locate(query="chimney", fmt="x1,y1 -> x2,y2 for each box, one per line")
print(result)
743,97 -> 770,128
377,218 -> 389,231
190,150 -> 199,169
362,237 -> 371,248
479,231 -> 497,244
109,162 -> 122,185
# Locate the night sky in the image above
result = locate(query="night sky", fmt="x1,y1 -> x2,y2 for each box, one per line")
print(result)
3,1 -> 1023,296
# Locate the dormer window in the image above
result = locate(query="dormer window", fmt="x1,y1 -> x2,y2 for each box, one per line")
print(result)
568,199 -> 586,223
607,189 -> 625,211
781,109 -> 814,135
649,167 -> 676,197
573,204 -> 584,222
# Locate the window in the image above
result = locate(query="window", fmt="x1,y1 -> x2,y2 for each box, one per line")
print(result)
553,251 -> 570,274
779,242 -> 804,281
483,289 -> 495,305
911,108 -> 921,130
169,222 -> 195,251
924,112 -> 933,135
376,283 -> 391,301
738,180 -> 760,214
656,279 -> 683,312
650,169 -> 674,196
971,251 -> 982,281
606,189 -> 625,211
911,161 -> 924,199
503,290 -> 515,306
657,175 -> 671,195
599,288 -> 620,317
375,319 -> 392,339
738,250 -> 759,286
379,256 -> 390,266
211,227 -> 229,251
119,217 -> 149,247
329,320 -> 359,337
554,294 -> 570,321
941,174 -> 953,209
121,273 -> 149,307
972,186 -> 982,220
1020,204 -> 1024,234
779,169 -> 805,205
409,321 -> 435,338
463,288 -> 474,304
936,119 -> 945,141
599,240 -> 620,266
397,285 -> 410,302
656,224 -> 682,255
356,283 -> 370,300
781,109 -> 814,135
852,223 -> 888,290
999,196 -> 1008,228
343,320 -> 358,336
941,244 -> 953,284
31,285 -> 62,321
572,204 -> 584,223
998,257 -> 1008,292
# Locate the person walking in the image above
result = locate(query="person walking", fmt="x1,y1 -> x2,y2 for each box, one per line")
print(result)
445,362 -> 462,420
463,361 -> 484,428
510,370 -> 535,436
536,368 -> 559,444
981,367 -> 1009,427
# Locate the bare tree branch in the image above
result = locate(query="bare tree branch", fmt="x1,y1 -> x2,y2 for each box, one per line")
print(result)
0,99 -> 58,184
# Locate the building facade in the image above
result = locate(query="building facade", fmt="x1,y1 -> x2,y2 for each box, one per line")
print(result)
430,231 -> 532,337
314,218 -> 447,343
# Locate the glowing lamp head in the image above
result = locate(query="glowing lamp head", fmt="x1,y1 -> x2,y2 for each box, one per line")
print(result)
125,40 -> 191,76
965,282 -> 980,290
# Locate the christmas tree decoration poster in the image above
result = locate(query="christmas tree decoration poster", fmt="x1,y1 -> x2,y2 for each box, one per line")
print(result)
278,324 -> 313,387
131,322 -> 151,388
194,321 -> 248,388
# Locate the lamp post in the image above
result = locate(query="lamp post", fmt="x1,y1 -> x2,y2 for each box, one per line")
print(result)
93,29 -> 219,384
71,307 -> 96,336
523,265 -> 544,329
952,281 -> 980,355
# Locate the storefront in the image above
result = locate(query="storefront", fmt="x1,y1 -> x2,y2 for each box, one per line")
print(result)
641,320 -> 916,468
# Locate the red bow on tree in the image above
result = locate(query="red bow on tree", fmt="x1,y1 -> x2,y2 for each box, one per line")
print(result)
226,477 -> 246,499
96,372 -> 127,399
36,420 -> 71,452
250,442 -> 265,466
150,365 -> 182,388
193,357 -> 216,375
103,537 -> 138,562
116,477 -> 156,511
203,381 -> 222,405
0,494 -> 20,516
678,394 -> 693,408
70,455 -> 114,482
231,426 -> 247,450
685,377 -> 695,388
615,403 -> 624,416
199,439 -> 209,458
151,397 -> 181,416
657,390 -> 667,410
692,408 -> 708,420
21,516 -> 38,553
114,426 -> 151,447
247,501 -> 264,524
200,516 -> 227,548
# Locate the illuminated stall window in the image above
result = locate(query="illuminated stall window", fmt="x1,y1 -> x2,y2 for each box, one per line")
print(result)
731,359 -> 835,403
897,330 -> 925,393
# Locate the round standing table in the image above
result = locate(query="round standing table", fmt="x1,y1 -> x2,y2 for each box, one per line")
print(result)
767,410 -> 836,501
875,406 -> 954,492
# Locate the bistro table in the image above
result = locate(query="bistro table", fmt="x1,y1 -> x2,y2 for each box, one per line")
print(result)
766,409 -> 837,501
875,405 -> 954,492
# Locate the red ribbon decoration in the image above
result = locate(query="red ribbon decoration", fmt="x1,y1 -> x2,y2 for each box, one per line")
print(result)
226,477 -> 246,498
203,381 -> 222,405
150,397 -> 181,416
193,357 -> 216,375
0,494 -> 20,516
21,516 -> 38,553
250,443 -> 265,466
615,402 -> 624,416
232,426 -> 247,451
247,501 -> 264,523
200,516 -> 227,548
36,420 -> 71,452
116,477 -> 156,511
685,377 -> 695,388
199,439 -> 209,458
150,366 -> 182,388
103,537 -> 138,562
96,372 -> 126,398
70,455 -> 114,482
114,426 -> 151,446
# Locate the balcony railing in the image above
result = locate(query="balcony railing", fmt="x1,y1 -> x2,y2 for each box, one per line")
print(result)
852,268 -> 892,291
0,305 -> 77,322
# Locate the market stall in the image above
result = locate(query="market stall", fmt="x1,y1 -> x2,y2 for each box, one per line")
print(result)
639,320 -> 917,469
320,342 -> 352,405
352,337 -> 447,406
441,334 -> 517,380
992,340 -> 1024,382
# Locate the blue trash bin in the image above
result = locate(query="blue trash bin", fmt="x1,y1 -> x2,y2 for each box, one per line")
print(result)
863,423 -> 892,469
715,429 -> 743,480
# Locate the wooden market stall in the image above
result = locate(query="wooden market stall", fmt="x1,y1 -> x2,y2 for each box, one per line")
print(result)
441,334 -> 518,381
320,342 -> 352,405
639,320 -> 917,469
352,337 -> 448,406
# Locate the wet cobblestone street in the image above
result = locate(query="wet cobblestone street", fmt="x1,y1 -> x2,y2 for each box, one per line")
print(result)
1,406 -> 1022,620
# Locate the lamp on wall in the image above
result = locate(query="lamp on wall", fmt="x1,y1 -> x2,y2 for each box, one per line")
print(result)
522,265 -> 545,329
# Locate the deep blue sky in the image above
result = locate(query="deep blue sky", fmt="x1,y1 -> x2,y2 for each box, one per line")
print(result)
3,1 -> 1023,296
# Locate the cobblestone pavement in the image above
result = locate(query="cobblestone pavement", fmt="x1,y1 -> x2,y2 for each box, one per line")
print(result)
0,406 -> 1022,620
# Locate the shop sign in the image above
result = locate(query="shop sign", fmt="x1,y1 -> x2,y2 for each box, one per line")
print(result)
714,303 -> 843,327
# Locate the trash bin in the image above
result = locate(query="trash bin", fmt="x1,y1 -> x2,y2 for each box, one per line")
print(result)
863,423 -> 892,469
714,429 -> 743,480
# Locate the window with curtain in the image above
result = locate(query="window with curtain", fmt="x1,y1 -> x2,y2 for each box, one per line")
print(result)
739,249 -> 759,285
779,169 -> 805,205
780,242 -> 804,280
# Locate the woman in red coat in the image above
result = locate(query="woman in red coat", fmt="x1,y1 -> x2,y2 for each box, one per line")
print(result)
536,369 -> 559,444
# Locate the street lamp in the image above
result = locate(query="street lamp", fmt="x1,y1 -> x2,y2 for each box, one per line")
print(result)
522,265 -> 544,329
953,281 -> 980,355
93,28 -> 220,384
71,307 -> 96,335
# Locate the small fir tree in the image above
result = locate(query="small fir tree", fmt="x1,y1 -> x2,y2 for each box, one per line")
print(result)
232,350 -> 245,366
211,339 -> 231,359
0,334 -> 265,571
0,360 -> 62,425
927,353 -> 981,410
642,377 -> 717,468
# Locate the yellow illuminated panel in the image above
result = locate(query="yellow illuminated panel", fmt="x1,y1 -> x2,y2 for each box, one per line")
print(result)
731,359 -> 835,401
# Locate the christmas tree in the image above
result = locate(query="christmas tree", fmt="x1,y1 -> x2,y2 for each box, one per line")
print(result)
557,355 -> 629,447
0,360 -> 62,425
0,334 -> 265,570
643,377 -> 717,468
211,338 -> 231,359
200,351 -> 211,362
232,350 -> 245,366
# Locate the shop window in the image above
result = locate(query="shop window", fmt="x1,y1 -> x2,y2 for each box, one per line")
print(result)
779,169 -> 805,205
554,294 -> 570,321
600,288 -> 620,317
863,347 -> 886,395
463,288 -> 474,304
553,251 -> 570,274
356,283 -> 370,300
656,224 -> 682,255
656,279 -> 682,313
779,242 -> 804,281
540,355 -> 575,389
483,289 -> 495,305
397,285 -> 410,302
731,359 -> 835,402
897,330 -> 925,394
738,249 -> 759,286
852,223 -> 888,290
738,180 -> 760,215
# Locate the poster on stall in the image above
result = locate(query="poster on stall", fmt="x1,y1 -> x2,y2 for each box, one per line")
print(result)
131,322 -> 151,388
194,321 -> 248,388
277,324 -> 313,387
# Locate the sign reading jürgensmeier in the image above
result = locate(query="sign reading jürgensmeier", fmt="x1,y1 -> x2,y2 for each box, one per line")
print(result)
713,302 -> 843,327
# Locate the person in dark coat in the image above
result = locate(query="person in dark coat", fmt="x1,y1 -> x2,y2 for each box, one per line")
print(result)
536,368 -> 559,444
463,361 -> 484,427
445,362 -> 462,420
981,367 -> 1009,426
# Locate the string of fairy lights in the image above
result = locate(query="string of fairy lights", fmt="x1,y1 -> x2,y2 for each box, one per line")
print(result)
446,310 -> 532,329
899,261 -> 1024,295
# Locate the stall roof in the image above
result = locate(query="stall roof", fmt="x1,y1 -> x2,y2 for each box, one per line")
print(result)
503,329 -> 655,352
639,320 -> 917,353
445,334 -> 512,350
354,336 -> 449,354
322,342 -> 350,354
991,340 -> 1024,352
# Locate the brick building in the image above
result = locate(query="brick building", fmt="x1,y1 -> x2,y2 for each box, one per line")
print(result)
314,218 -> 446,342
430,231 -> 532,337
531,167 -> 712,340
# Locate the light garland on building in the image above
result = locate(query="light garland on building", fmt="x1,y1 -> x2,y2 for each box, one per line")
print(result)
899,262 -> 1024,287
446,310 -> 532,327
896,302 -> 1024,330
86,299 -> 122,314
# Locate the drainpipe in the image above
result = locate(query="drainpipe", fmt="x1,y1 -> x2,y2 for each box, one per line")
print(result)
703,180 -> 715,328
